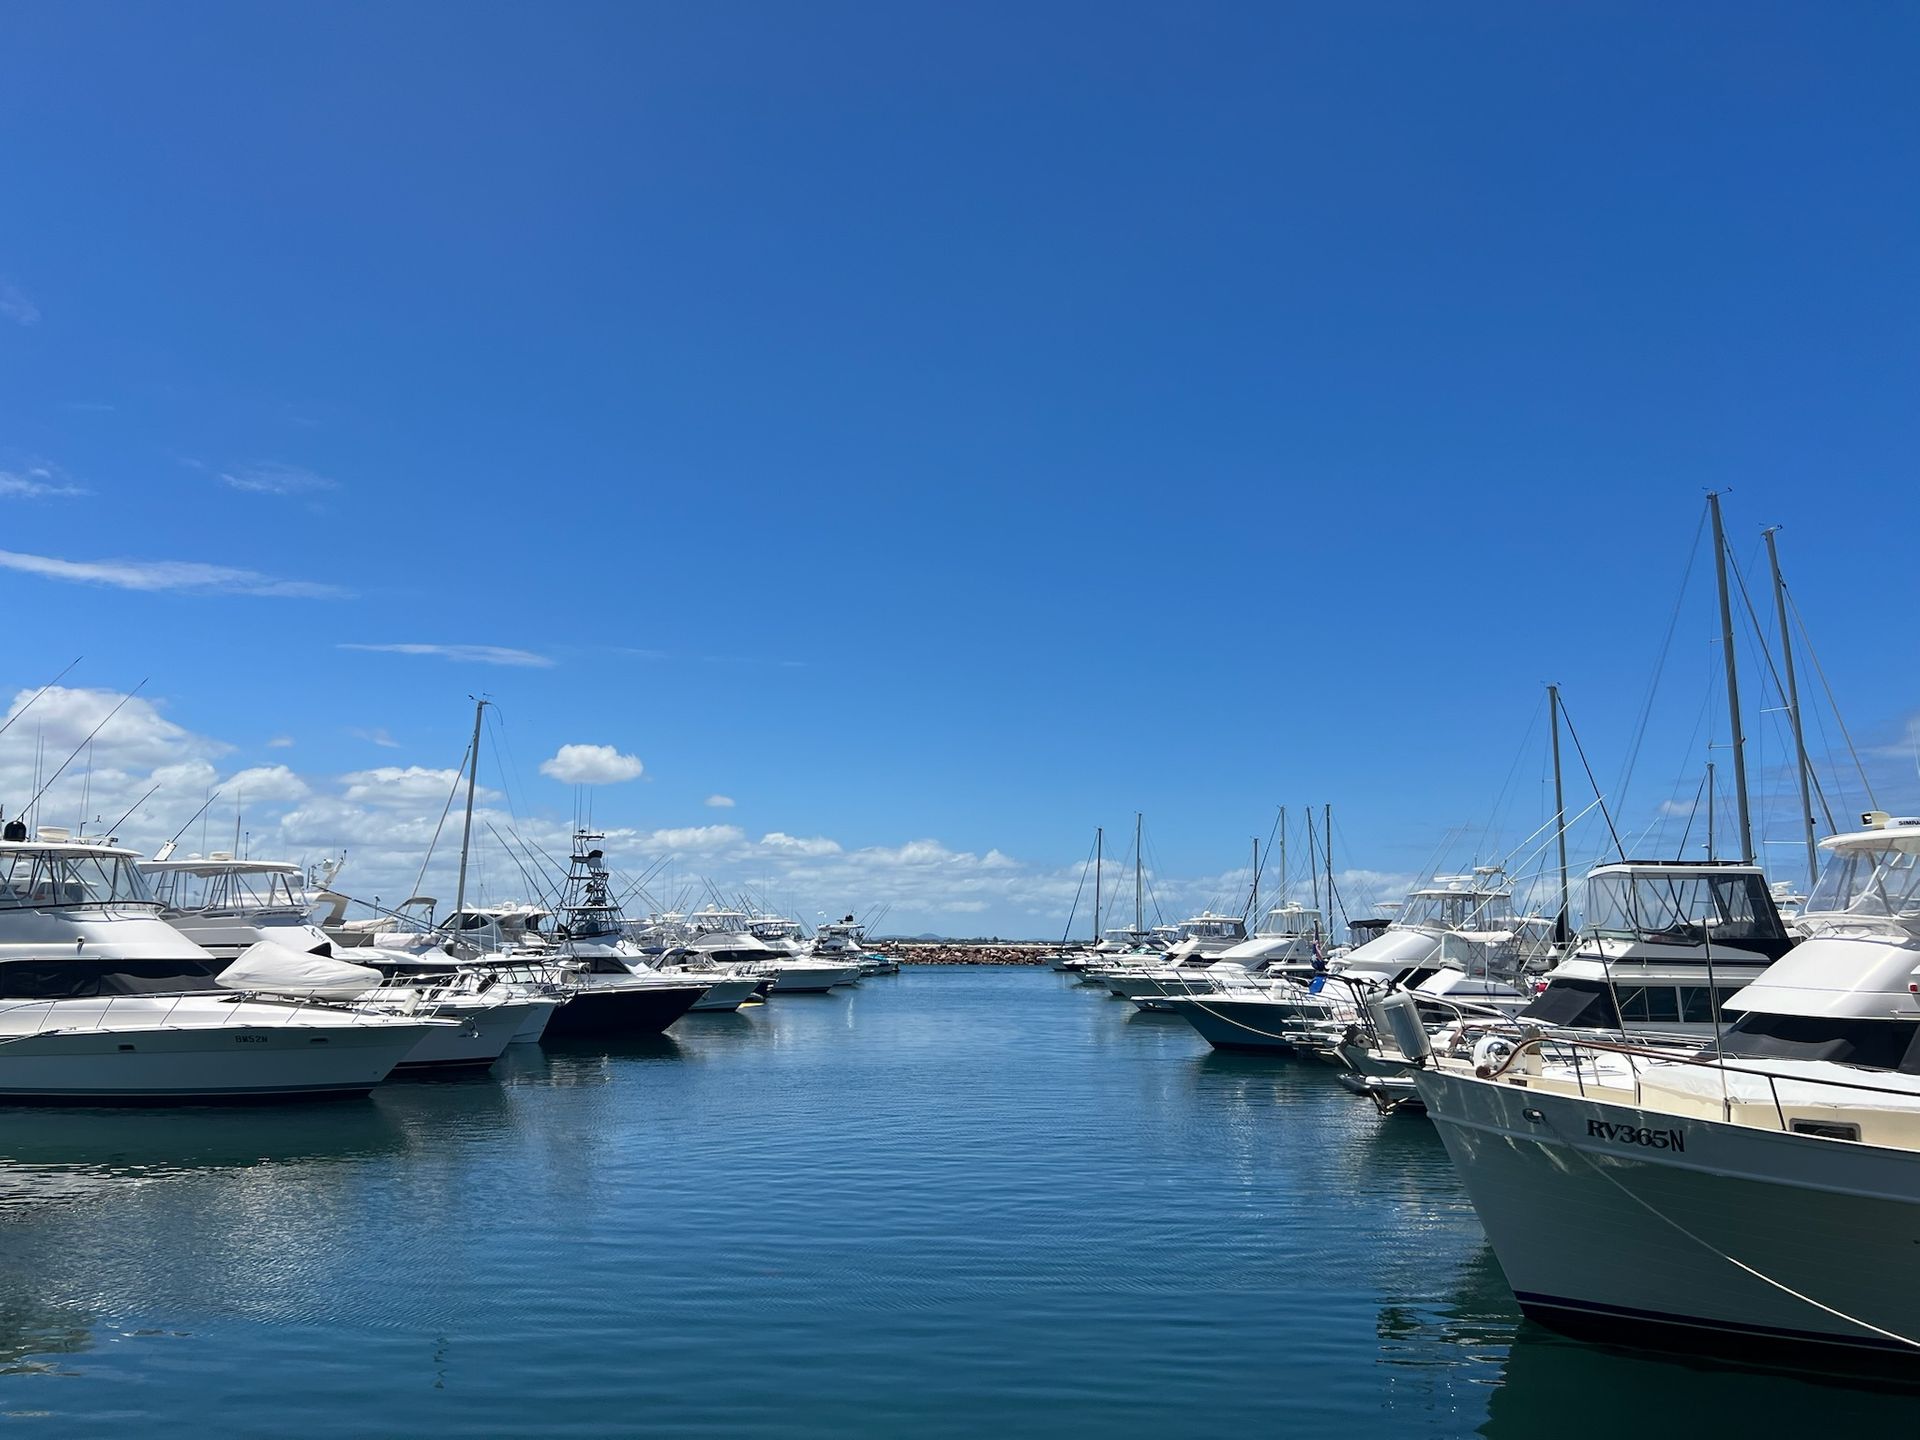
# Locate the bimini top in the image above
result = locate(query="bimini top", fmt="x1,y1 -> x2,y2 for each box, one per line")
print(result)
0,836 -> 143,860
140,857 -> 303,878
1818,816 -> 1920,853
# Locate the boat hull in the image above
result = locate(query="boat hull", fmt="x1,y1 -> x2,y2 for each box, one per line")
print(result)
1161,995 -> 1317,1053
393,1000 -> 536,1071
543,983 -> 707,1037
688,977 -> 761,1013
1415,1066 -> 1920,1368
0,1022 -> 428,1104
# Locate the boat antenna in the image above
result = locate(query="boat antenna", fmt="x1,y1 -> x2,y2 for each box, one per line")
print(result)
1706,491 -> 1754,863
451,697 -> 489,922
22,679 -> 147,819
1548,684 -> 1571,945
0,655 -> 82,742
1763,526 -> 1821,891
1324,804 -> 1335,935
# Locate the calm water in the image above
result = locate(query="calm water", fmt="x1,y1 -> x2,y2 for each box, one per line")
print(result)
0,967 -> 1911,1435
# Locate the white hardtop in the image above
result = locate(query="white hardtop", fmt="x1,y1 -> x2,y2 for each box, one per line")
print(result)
141,856 -> 303,877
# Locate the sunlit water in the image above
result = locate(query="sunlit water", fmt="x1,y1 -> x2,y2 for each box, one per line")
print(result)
0,967 -> 1910,1435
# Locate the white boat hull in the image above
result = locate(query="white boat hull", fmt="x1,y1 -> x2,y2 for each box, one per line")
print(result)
0,1020 -> 430,1103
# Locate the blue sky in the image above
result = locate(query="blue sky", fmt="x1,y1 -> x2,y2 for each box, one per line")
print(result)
1,2 -> 1916,933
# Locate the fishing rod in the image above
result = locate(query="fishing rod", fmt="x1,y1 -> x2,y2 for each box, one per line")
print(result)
153,787 -> 223,861
103,782 -> 164,840
21,680 -> 147,818
0,655 -> 83,742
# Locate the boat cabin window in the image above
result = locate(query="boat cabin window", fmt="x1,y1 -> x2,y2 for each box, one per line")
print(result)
0,851 -> 158,911
1806,843 -> 1920,923
1520,978 -> 1749,1030
1583,870 -> 1785,945
1720,1011 -> 1920,1073
0,957 -> 221,997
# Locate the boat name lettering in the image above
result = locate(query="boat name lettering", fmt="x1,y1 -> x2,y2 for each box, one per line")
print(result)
233,1035 -> 269,1044
1585,1119 -> 1684,1152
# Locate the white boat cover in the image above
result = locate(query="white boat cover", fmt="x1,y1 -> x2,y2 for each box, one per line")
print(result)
216,940 -> 385,999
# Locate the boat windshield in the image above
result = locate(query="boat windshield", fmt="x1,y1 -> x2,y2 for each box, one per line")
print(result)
1396,891 -> 1511,931
147,866 -> 302,913
1182,917 -> 1245,939
1256,907 -> 1321,936
1806,842 -> 1920,925
1584,869 -> 1784,943
0,850 -> 158,911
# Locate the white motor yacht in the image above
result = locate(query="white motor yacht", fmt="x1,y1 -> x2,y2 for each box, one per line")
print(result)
145,858 -> 559,1065
0,836 -> 442,1102
1158,870 -> 1550,1052
1407,813 -> 1920,1368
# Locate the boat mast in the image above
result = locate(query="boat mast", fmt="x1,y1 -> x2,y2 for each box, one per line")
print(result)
1763,526 -> 1820,891
1133,812 -> 1143,937
1706,761 -> 1716,861
1707,491 -> 1754,864
1549,684 -> 1570,944
1279,806 -> 1288,906
1093,826 -> 1102,944
452,698 -> 488,921
1249,837 -> 1259,920
1323,803 -> 1334,938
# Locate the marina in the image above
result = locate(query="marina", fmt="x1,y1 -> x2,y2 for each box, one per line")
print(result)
3,965 -> 1916,1437
3,2 -> 1917,1429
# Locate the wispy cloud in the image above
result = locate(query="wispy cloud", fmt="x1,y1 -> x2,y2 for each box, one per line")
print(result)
338,643 -> 554,669
0,548 -> 345,598
0,467 -> 88,500
349,727 -> 401,749
266,735 -> 295,749
62,400 -> 116,414
219,462 -> 338,496
705,794 -> 736,808
0,281 -> 38,327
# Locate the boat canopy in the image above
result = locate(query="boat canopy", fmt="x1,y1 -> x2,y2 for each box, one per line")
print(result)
1805,825 -> 1920,928
142,858 -> 305,913
216,940 -> 383,998
1582,863 -> 1786,945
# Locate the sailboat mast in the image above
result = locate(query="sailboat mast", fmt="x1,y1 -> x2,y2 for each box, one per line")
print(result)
1706,761 -> 1717,861
1323,803 -> 1334,938
1279,806 -> 1288,906
1763,526 -> 1820,890
1093,826 -> 1103,943
1134,812 -> 1143,937
452,698 -> 487,920
1549,684 -> 1570,944
1707,491 -> 1754,864
1250,837 -> 1259,920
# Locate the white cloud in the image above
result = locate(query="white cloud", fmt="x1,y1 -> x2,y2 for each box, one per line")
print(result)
758,831 -> 842,857
219,462 -> 338,496
338,643 -> 553,668
539,744 -> 644,785
349,727 -> 400,749
638,824 -> 746,853
341,765 -> 495,808
0,467 -> 88,500
705,794 -> 735,808
266,736 -> 295,749
219,764 -> 310,804
0,549 -> 344,599
0,281 -> 38,326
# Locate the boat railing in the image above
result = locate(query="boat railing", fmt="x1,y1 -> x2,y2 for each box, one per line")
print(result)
1477,1031 -> 1920,1134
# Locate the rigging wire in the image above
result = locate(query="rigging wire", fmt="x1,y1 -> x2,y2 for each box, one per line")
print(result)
1558,696 -> 1625,860
1614,505 -> 1709,818
1786,586 -> 1877,812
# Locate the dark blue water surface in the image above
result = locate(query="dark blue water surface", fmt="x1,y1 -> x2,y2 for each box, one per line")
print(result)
0,967 -> 1911,1436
